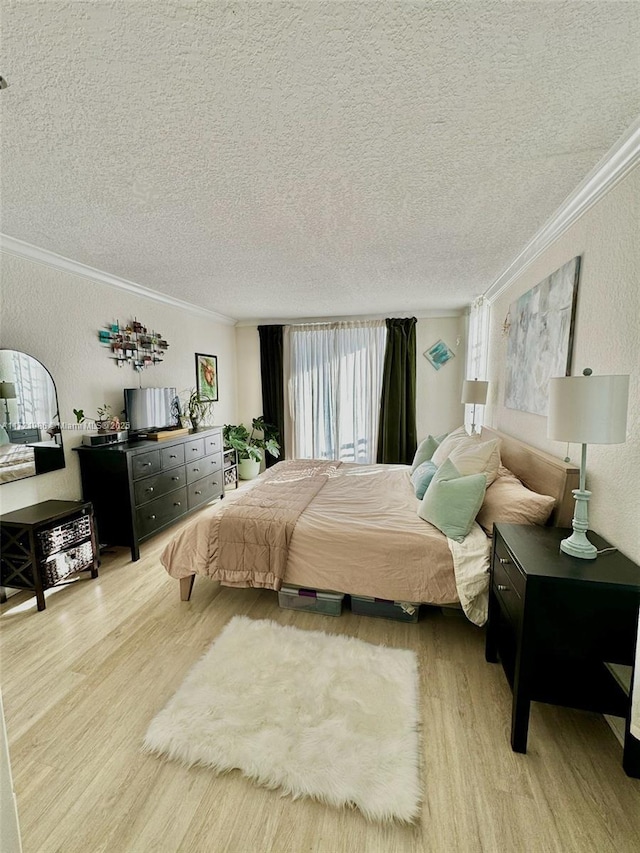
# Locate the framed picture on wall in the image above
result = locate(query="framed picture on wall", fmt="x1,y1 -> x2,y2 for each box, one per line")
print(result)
195,353 -> 218,401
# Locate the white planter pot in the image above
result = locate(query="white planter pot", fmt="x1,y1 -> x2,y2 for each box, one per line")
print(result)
238,458 -> 261,480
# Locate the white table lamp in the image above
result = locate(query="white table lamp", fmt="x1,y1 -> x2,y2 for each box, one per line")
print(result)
547,368 -> 629,559
461,379 -> 488,434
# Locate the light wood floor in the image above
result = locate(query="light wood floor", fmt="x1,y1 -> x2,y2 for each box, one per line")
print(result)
2,506 -> 639,853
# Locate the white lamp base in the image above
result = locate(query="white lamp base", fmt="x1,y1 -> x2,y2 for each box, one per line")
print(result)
560,488 -> 597,560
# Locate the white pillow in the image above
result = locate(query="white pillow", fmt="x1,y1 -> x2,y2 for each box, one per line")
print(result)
431,426 -> 481,466
447,438 -> 501,486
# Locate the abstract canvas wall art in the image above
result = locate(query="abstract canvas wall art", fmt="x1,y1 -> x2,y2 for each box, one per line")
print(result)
424,339 -> 455,370
504,257 -> 580,416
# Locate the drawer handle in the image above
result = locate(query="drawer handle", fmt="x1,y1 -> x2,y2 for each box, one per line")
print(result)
169,454 -> 177,459
195,490 -> 202,495
146,487 -> 154,493
142,462 -> 152,467
174,501 -> 181,507
148,514 -> 156,520
498,557 -> 511,565
192,448 -> 199,452
497,584 -> 509,592
171,476 -> 180,481
192,467 -> 200,473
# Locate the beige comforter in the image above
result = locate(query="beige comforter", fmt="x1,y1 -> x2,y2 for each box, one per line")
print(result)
161,460 -> 459,604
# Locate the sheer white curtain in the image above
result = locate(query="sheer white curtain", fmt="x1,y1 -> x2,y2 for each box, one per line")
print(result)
465,296 -> 491,432
284,321 -> 387,463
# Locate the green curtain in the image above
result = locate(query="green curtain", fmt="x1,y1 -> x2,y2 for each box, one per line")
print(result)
376,317 -> 417,464
258,325 -> 285,467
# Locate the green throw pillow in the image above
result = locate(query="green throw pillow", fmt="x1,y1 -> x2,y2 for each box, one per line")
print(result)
418,457 -> 487,542
410,433 -> 447,473
410,460 -> 438,500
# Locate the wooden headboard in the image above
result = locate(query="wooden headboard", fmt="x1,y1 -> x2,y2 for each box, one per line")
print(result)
480,427 -> 579,528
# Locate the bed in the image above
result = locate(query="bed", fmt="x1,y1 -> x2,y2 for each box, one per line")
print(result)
0,442 -> 36,483
160,428 -> 579,625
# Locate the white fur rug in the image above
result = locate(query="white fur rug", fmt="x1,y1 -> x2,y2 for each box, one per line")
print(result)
143,616 -> 421,823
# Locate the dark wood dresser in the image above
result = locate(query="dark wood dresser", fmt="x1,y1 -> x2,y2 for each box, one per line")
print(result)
486,522 -> 640,778
75,427 -> 224,561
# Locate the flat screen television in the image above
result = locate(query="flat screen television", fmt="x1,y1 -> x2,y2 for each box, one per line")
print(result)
124,387 -> 180,435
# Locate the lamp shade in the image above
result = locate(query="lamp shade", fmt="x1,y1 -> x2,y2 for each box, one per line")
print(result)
0,382 -> 16,400
547,373 -> 629,444
461,380 -> 488,406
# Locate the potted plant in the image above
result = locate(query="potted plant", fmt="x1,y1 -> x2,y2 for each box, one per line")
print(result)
73,404 -> 123,433
180,389 -> 214,430
223,417 -> 280,480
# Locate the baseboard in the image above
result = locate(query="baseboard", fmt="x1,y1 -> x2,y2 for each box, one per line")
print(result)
604,714 -> 626,747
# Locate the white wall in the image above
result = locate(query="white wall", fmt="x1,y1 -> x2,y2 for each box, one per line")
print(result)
487,165 -> 639,564
235,326 -> 263,428
0,253 -> 238,514
416,316 -> 467,440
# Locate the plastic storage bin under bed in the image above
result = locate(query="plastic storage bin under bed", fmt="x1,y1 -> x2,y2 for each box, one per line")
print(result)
278,585 -> 344,617
350,595 -> 420,622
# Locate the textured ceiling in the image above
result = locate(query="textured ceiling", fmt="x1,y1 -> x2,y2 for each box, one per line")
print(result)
1,1 -> 639,322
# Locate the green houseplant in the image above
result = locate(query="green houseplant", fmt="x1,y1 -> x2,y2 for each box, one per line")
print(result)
223,417 -> 280,480
180,389 -> 214,429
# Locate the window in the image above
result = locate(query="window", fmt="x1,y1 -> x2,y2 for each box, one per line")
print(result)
284,321 -> 387,463
465,296 -> 490,432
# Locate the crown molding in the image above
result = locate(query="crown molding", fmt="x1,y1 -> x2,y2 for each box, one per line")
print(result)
0,234 -> 237,325
483,116 -> 640,304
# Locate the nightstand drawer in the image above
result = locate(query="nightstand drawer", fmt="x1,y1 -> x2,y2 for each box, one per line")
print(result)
493,535 -> 526,599
493,557 -> 524,627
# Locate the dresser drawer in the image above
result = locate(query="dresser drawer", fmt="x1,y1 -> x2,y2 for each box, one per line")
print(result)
203,451 -> 222,475
9,428 -> 40,444
132,450 -> 161,479
185,438 -> 206,461
134,468 -> 186,506
160,443 -> 185,469
186,455 -> 219,484
136,487 -> 187,538
205,432 -> 222,454
187,473 -> 224,509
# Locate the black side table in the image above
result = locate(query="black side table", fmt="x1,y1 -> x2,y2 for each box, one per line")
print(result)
486,522 -> 640,778
0,500 -> 99,611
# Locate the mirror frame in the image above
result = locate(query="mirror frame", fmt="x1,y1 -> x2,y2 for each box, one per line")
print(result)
0,348 -> 66,484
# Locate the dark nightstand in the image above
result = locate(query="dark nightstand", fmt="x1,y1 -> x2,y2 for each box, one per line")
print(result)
485,522 -> 640,778
0,500 -> 99,611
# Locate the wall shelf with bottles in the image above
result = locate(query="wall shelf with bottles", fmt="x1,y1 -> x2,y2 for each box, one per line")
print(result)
98,319 -> 169,371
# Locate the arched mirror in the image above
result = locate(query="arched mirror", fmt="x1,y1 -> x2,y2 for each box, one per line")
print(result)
0,349 -> 65,484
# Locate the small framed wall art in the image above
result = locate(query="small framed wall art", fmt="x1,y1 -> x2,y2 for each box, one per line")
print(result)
424,339 -> 455,371
195,353 -> 218,401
